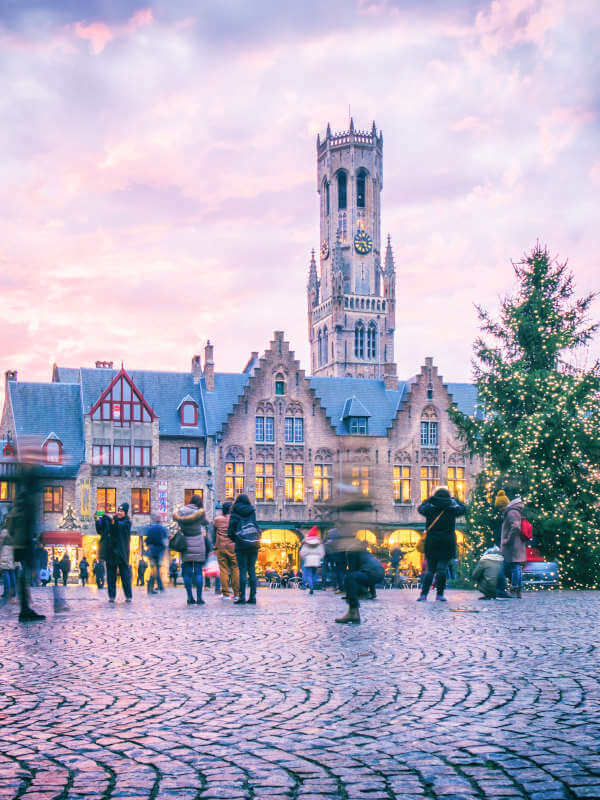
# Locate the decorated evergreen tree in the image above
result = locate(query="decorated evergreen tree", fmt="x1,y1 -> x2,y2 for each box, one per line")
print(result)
450,245 -> 600,588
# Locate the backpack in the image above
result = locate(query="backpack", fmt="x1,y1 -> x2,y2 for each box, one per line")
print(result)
520,517 -> 533,541
236,520 -> 261,548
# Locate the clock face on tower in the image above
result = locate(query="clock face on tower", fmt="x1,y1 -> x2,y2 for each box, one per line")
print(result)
320,240 -> 329,260
354,230 -> 373,255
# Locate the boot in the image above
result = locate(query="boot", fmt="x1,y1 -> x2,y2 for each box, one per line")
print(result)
19,607 -> 46,622
369,587 -> 377,599
514,587 -> 522,599
335,605 -> 361,624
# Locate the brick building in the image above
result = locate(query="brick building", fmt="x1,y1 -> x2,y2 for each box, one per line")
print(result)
0,121 -> 481,575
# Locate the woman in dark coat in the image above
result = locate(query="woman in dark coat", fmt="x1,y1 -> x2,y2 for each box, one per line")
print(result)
417,486 -> 466,602
227,494 -> 260,605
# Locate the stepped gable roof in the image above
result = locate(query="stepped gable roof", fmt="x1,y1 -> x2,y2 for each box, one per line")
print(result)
203,372 -> 251,436
309,377 -> 408,436
9,381 -> 84,477
341,396 -> 372,419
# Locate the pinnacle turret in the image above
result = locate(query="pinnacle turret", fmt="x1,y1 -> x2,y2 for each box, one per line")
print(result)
308,249 -> 318,289
385,234 -> 395,276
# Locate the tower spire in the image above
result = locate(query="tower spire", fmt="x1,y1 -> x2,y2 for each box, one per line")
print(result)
385,234 -> 395,276
308,249 -> 318,289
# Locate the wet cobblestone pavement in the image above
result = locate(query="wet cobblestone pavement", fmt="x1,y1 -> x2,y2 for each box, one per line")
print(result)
1,586 -> 599,800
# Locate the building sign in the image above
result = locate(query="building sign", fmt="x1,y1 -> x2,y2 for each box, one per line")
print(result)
158,481 -> 168,520
80,479 -> 91,524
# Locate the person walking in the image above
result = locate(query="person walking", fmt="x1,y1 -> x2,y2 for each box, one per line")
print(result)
93,558 -> 105,589
52,557 -> 61,587
144,514 -> 168,594
324,527 -> 346,592
98,505 -> 132,603
335,540 -> 385,624
0,524 -> 17,603
227,494 -> 260,605
500,495 -> 529,599
136,557 -> 148,587
390,546 -> 404,587
417,486 -> 467,603
213,502 -> 239,600
78,556 -> 89,587
59,553 -> 71,587
173,494 -> 210,606
472,545 -> 505,599
169,558 -> 179,586
299,527 -> 325,595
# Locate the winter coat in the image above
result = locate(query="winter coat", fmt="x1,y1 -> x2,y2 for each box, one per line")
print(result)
97,515 -> 131,564
324,527 -> 344,555
500,498 -> 528,563
346,549 -> 385,584
52,560 -> 61,579
93,560 -> 105,579
137,559 -> 147,577
418,491 -> 467,562
60,556 -> 71,575
228,496 -> 259,551
169,560 -> 179,576
79,559 -> 89,578
213,513 -> 235,554
390,547 -> 403,567
472,550 -> 505,597
173,505 -> 210,563
144,523 -> 168,560
0,529 -> 15,571
300,538 -> 325,568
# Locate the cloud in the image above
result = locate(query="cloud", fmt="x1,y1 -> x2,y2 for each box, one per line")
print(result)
73,7 -> 153,54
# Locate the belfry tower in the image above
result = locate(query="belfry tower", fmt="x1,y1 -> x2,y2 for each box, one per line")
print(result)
307,119 -> 396,381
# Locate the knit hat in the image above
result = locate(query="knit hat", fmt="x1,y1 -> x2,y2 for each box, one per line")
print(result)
118,502 -> 129,515
494,490 -> 509,509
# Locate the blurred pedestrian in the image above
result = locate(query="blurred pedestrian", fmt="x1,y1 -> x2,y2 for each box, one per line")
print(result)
59,553 -> 71,587
169,558 -> 179,586
335,539 -> 385,625
390,546 -> 404,587
136,557 -> 148,587
79,556 -> 89,587
324,527 -> 346,592
472,545 -> 505,600
173,494 -> 210,606
52,557 -> 61,586
98,505 -> 132,603
39,566 -> 50,586
144,514 -> 168,594
93,558 -> 105,589
417,486 -> 467,603
228,493 -> 260,605
0,524 -> 17,602
300,526 -> 325,595
213,501 -> 239,600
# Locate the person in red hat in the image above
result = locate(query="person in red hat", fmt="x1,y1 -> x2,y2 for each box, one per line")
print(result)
299,527 -> 325,595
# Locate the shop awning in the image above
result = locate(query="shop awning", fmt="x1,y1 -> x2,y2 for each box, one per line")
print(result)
41,531 -> 82,546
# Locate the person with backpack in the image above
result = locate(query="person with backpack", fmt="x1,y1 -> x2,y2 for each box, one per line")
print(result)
227,494 -> 260,605
173,494 -> 210,606
417,486 -> 467,602
500,495 -> 529,599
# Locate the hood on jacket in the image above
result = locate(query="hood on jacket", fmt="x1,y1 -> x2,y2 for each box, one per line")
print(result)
174,504 -> 205,521
231,494 -> 255,518
428,492 -> 454,510
303,538 -> 322,548
505,498 -> 524,513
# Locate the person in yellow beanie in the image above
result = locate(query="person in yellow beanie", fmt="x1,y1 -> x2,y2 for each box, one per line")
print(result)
494,490 -> 509,510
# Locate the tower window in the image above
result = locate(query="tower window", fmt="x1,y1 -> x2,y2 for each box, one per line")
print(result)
337,172 -> 347,210
427,382 -> 433,400
357,171 -> 366,208
275,373 -> 286,395
354,323 -> 365,359
324,179 -> 330,215
367,322 -> 377,360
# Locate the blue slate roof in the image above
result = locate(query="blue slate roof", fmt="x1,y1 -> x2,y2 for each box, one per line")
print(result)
203,373 -> 250,436
310,377 -> 408,437
9,381 -> 84,477
446,383 -> 481,418
341,396 -> 372,419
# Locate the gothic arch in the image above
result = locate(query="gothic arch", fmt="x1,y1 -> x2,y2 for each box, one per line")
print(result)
286,402 -> 303,416
394,449 -> 412,463
421,405 -> 438,421
225,445 -> 245,460
315,448 -> 334,462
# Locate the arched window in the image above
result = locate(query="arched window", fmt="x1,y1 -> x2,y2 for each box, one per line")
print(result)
337,172 -> 347,210
367,322 -> 377,360
324,179 -> 330,215
180,401 -> 198,426
43,439 -> 62,464
323,326 -> 329,366
357,170 -> 367,208
275,373 -> 286,395
354,323 -> 365,359
317,330 -> 323,367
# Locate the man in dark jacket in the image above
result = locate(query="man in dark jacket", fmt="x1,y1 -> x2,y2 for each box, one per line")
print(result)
93,558 -> 105,589
144,514 -> 168,594
98,504 -> 132,603
335,540 -> 385,624
59,553 -> 71,586
417,486 -> 466,602
227,494 -> 260,605
136,557 -> 148,587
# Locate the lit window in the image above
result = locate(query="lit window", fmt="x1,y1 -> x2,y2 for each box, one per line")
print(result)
393,465 -> 411,503
44,440 -> 62,464
448,467 -> 466,501
313,464 -> 332,501
420,421 -> 438,447
43,486 -> 63,513
181,402 -> 198,426
225,461 -> 244,500
284,463 -> 304,503
349,417 -> 368,435
180,447 -> 198,467
90,374 -> 153,427
351,466 -> 369,496
0,481 -> 15,502
255,463 -> 274,501
97,488 -> 116,513
184,489 -> 203,505
420,466 -> 439,501
131,488 -> 150,514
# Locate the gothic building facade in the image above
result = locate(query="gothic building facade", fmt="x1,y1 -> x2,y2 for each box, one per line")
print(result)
0,120 -> 479,575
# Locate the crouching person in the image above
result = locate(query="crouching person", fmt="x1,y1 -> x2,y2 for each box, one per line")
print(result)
472,546 -> 505,599
335,540 -> 385,625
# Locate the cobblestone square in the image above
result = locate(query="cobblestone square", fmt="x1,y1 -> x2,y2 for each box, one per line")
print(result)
1,587 -> 599,800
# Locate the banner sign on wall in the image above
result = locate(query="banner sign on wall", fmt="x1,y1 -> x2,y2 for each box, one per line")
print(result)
158,481 -> 168,519
80,478 -> 91,524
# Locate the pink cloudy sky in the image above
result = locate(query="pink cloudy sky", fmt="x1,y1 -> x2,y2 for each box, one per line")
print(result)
1,0 -> 599,388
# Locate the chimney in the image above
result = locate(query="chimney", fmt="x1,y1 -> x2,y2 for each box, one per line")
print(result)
5,370 -> 17,393
204,340 -> 214,392
383,362 -> 397,391
95,360 -> 113,369
191,354 -> 202,384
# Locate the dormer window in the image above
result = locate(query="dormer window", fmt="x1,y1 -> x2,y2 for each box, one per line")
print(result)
275,373 -> 286,395
349,417 -> 368,435
43,438 -> 63,464
90,370 -> 154,427
3,444 -> 14,457
180,401 -> 198,426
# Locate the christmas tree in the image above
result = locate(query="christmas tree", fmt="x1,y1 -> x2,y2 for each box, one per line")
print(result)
449,245 -> 600,588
